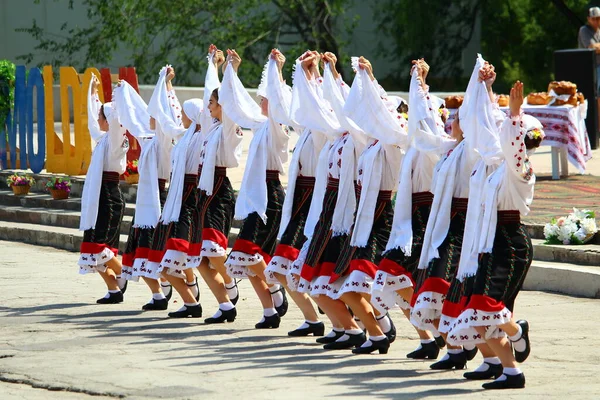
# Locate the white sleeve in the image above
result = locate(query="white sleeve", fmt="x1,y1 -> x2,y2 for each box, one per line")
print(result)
266,59 -> 300,132
201,52 -> 221,133
499,115 -> 530,181
87,84 -> 104,142
219,62 -> 267,130
147,68 -> 186,139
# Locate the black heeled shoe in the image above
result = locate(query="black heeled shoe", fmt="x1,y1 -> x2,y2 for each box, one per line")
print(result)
255,313 -> 281,329
316,330 -> 345,344
381,314 -> 396,344
464,346 -> 478,361
513,320 -> 531,363
318,306 -> 325,315
430,351 -> 467,370
187,280 -> 200,302
205,308 -> 237,324
482,373 -> 526,390
464,363 -> 503,380
96,291 -> 123,304
435,335 -> 446,348
168,304 -> 202,318
272,287 -> 289,318
119,280 -> 128,295
161,283 -> 173,301
288,322 -> 325,337
406,341 -> 440,359
352,337 -> 390,355
323,332 -> 366,350
142,298 -> 168,311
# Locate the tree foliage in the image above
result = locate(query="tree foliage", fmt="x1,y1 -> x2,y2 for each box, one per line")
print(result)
18,0 -> 356,86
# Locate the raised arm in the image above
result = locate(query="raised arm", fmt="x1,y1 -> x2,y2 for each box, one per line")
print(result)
147,67 -> 186,138
113,80 -> 153,140
219,50 -> 267,130
266,49 -> 301,131
87,76 -> 104,142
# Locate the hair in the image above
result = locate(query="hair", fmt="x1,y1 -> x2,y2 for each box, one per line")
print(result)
99,104 -> 107,120
524,135 -> 542,150
439,104 -> 448,124
211,88 -> 219,102
396,101 -> 408,114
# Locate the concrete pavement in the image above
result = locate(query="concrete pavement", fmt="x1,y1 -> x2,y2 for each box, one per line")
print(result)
1,240 -> 599,399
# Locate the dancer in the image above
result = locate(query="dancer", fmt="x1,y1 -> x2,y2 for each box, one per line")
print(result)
263,49 -> 326,336
447,79 -> 539,390
118,67 -> 181,310
292,51 -> 365,348
327,55 -> 407,354
78,75 -> 129,304
220,49 -> 290,328
191,46 -> 244,324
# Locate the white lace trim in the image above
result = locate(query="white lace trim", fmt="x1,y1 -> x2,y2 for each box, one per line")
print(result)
410,291 -> 445,331
78,247 -> 115,274
371,290 -> 410,314
265,255 -> 294,285
121,265 -> 140,282
296,277 -> 313,294
310,275 -> 335,297
130,257 -> 150,281
141,260 -> 162,280
200,239 -> 227,258
226,251 -> 264,266
335,270 -> 374,299
446,307 -> 511,346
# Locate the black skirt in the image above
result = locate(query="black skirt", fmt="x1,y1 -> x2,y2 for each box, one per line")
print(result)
278,176 -> 315,250
82,172 -> 125,252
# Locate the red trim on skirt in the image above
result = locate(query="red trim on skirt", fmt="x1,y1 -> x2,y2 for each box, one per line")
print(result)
80,242 -> 119,256
122,253 -> 134,267
165,238 -> 189,253
135,247 -> 150,260
464,294 -> 507,313
188,242 -> 201,257
411,277 -> 450,306
232,238 -> 272,264
203,228 -> 228,251
300,262 -> 321,281
330,258 -> 377,283
273,244 -> 300,261
148,249 -> 166,263
378,258 -> 413,283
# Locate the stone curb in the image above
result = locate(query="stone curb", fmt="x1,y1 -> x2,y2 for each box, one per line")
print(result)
523,261 -> 600,298
531,238 -> 600,266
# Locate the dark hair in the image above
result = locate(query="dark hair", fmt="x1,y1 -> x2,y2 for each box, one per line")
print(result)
524,135 -> 542,150
99,104 -> 106,120
396,101 -> 408,114
211,88 -> 219,102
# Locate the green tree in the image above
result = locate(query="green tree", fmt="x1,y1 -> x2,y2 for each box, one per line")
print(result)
18,0 -> 357,86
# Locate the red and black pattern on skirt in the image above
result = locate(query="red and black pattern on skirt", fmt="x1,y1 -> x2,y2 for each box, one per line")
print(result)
448,211 -> 532,346
122,179 -> 167,279
226,171 -> 285,277
79,172 -> 126,274
265,176 -> 315,283
146,174 -> 198,278
410,197 -> 468,330
379,191 -> 434,284
328,191 -> 393,299
187,167 -> 234,267
299,178 -> 339,282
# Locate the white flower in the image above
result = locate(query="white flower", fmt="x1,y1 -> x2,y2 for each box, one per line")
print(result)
574,228 -> 587,242
581,218 -> 598,235
544,223 -> 559,239
572,208 -> 591,222
557,224 -> 575,244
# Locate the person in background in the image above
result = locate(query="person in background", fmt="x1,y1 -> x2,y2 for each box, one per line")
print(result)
578,6 -> 600,94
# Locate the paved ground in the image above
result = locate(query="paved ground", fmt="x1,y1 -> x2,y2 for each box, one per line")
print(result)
1,240 -> 599,399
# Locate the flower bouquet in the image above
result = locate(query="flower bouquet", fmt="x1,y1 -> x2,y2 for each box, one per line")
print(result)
544,208 -> 598,245
124,159 -> 139,184
46,177 -> 72,200
6,173 -> 35,195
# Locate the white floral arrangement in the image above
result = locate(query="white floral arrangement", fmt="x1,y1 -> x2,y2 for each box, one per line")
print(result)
544,208 -> 598,245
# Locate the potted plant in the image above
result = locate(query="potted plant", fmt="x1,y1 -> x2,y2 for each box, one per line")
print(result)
6,173 -> 35,195
544,208 -> 598,245
46,176 -> 72,200
124,159 -> 139,184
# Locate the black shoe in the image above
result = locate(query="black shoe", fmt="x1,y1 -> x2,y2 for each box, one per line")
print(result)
288,321 -> 325,337
168,304 -> 202,318
318,306 -> 325,315
464,346 -> 478,361
352,337 -> 390,355
406,341 -> 440,360
142,298 -> 168,311
96,291 -> 123,304
119,280 -> 128,295
464,363 -> 503,380
381,314 -> 396,344
187,280 -> 200,302
161,284 -> 173,301
205,308 -> 237,324
323,332 -> 366,350
430,351 -> 467,370
255,313 -> 281,329
435,335 -> 446,348
482,373 -> 526,390
228,280 -> 240,305
513,320 -> 531,363
316,330 -> 345,344
272,286 -> 289,318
